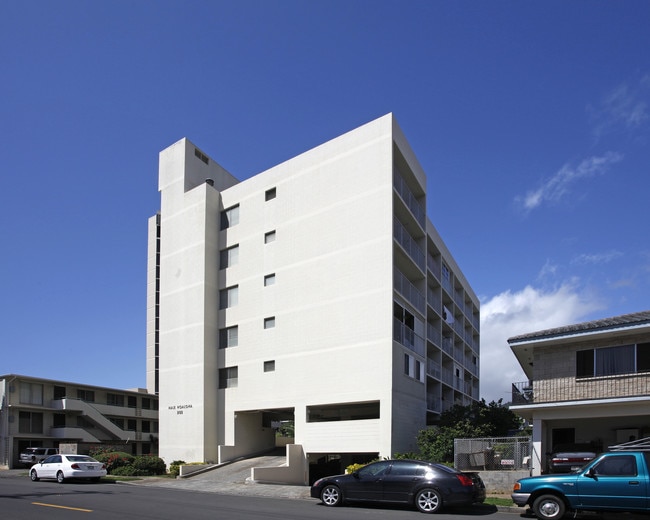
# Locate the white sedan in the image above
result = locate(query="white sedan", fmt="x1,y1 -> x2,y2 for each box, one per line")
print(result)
30,454 -> 107,483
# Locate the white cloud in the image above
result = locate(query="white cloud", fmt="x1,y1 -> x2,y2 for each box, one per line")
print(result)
589,79 -> 650,138
515,152 -> 623,212
479,283 -> 604,403
571,250 -> 624,265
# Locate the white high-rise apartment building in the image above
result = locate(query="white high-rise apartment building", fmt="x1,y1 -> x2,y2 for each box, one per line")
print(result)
146,114 -> 479,483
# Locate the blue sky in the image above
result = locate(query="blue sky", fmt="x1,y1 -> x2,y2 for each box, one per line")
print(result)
2,1 -> 649,403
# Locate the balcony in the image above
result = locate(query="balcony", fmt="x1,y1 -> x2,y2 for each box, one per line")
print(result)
393,318 -> 425,356
393,170 -> 426,228
394,268 -> 425,314
512,373 -> 650,405
394,218 -> 425,272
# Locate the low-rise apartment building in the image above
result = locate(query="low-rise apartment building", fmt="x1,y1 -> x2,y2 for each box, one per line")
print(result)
509,310 -> 650,474
0,374 -> 159,468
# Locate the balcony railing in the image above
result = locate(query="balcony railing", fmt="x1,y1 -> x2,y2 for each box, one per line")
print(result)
394,218 -> 425,272
394,170 -> 426,228
393,318 -> 425,356
512,373 -> 650,405
394,268 -> 425,314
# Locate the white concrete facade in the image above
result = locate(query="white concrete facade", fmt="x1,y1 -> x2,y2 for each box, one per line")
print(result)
147,114 -> 480,480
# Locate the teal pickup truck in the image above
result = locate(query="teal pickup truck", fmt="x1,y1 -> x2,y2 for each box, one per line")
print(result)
512,451 -> 650,519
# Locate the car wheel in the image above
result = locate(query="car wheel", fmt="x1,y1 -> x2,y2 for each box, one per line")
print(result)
56,471 -> 65,484
320,484 -> 342,507
533,494 -> 566,520
415,488 -> 442,513
30,470 -> 39,482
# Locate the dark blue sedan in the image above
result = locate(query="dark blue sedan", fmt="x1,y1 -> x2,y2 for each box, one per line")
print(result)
310,459 -> 485,513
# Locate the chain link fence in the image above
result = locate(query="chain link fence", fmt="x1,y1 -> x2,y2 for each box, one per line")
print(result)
454,436 -> 532,471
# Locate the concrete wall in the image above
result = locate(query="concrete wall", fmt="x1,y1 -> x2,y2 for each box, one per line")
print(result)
479,470 -> 529,494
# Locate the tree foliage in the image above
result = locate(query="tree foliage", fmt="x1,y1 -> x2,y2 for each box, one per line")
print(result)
437,399 -> 522,436
416,399 -> 522,463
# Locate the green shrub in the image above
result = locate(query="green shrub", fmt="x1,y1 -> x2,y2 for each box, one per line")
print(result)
131,455 -> 166,475
169,460 -> 186,477
93,452 -> 135,473
345,463 -> 366,474
392,452 -> 419,460
110,465 -> 136,476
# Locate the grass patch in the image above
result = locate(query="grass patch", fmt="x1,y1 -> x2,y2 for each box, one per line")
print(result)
484,496 -> 515,507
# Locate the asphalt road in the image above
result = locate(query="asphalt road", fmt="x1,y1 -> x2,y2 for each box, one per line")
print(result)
0,474 -> 511,520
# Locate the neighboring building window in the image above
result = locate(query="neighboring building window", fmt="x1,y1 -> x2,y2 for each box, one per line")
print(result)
220,204 -> 240,230
109,417 -> 125,429
142,398 -> 151,410
219,286 -> 239,309
264,230 -> 276,243
264,360 -> 275,372
77,416 -> 93,428
53,385 -> 66,400
307,401 -> 380,422
19,411 -> 43,433
264,273 -> 276,286
19,382 -> 43,405
53,414 -> 66,428
107,393 -> 125,407
128,395 -> 137,408
219,326 -> 238,348
576,343 -> 650,378
77,389 -> 95,402
265,187 -> 276,201
264,317 -> 276,329
142,420 -> 151,433
220,244 -> 239,269
219,366 -> 238,389
127,419 -> 137,431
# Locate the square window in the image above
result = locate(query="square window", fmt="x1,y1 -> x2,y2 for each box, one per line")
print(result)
264,273 -> 276,286
265,187 -> 276,201
264,360 -> 275,372
264,317 -> 276,329
264,230 -> 276,243
219,366 -> 238,389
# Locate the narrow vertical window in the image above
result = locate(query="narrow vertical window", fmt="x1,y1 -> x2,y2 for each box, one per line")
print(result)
265,187 -> 276,201
264,360 -> 276,372
220,205 -> 240,230
264,273 -> 276,286
219,326 -> 238,348
219,286 -> 239,309
264,317 -> 276,329
264,230 -> 276,243
220,245 -> 239,269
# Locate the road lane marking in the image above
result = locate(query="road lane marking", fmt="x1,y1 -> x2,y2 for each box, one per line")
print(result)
32,502 -> 92,512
